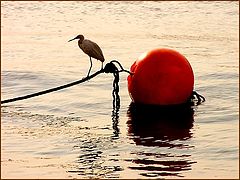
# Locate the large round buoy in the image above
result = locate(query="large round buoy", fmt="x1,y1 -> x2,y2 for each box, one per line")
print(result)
127,48 -> 194,105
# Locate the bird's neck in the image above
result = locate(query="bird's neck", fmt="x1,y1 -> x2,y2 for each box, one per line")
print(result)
78,39 -> 83,44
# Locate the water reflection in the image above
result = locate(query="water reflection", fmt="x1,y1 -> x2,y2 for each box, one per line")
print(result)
67,96 -> 121,178
112,107 -> 120,139
68,138 -> 105,178
111,73 -> 120,139
126,102 -> 196,178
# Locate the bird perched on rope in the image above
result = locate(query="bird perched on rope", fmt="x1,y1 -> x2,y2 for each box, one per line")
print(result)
68,34 -> 105,77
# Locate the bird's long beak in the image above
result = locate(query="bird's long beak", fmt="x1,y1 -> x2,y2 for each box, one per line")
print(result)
68,38 -> 76,42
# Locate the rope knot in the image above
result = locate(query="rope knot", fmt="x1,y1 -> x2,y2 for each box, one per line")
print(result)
104,62 -> 118,73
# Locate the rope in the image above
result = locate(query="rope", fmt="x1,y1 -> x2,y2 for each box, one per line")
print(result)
1,60 -> 205,106
1,60 -> 130,105
189,91 -> 206,105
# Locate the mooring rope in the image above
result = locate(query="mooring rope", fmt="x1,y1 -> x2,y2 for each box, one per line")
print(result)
189,91 -> 206,105
1,60 -> 129,105
1,60 -> 205,106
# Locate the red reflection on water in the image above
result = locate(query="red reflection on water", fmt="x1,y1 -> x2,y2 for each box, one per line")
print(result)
126,102 -> 196,178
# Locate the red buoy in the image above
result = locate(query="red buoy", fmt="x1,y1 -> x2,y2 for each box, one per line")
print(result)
127,48 -> 194,105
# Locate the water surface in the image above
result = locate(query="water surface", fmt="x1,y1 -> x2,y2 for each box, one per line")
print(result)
1,1 -> 239,178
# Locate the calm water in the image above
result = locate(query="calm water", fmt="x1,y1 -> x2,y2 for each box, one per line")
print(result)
1,1 -> 239,179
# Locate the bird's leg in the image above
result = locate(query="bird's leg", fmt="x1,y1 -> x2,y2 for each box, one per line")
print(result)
87,57 -> 93,77
101,61 -> 104,70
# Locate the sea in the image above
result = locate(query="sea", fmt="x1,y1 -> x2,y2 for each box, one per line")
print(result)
1,1 -> 239,178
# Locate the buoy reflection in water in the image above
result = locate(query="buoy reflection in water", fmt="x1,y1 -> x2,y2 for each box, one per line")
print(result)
126,103 -> 196,178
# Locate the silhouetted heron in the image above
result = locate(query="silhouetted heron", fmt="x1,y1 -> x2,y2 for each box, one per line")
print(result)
68,34 -> 105,77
